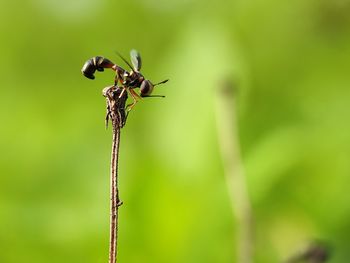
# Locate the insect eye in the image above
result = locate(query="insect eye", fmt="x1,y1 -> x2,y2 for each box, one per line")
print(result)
140,80 -> 154,96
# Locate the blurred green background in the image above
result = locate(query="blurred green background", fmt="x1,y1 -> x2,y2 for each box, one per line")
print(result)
1,0 -> 350,262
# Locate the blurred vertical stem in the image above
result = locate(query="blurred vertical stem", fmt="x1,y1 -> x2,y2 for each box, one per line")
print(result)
215,79 -> 253,263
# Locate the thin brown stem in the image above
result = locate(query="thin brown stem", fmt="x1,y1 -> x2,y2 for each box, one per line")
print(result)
103,85 -> 128,263
215,79 -> 254,263
109,125 -> 121,263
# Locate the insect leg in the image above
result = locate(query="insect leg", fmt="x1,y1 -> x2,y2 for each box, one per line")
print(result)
126,89 -> 142,111
130,89 -> 142,100
118,87 -> 127,99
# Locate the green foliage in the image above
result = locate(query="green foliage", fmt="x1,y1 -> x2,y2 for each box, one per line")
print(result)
0,0 -> 350,262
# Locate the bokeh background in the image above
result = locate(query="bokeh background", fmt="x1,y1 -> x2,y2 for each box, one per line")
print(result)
1,0 -> 350,262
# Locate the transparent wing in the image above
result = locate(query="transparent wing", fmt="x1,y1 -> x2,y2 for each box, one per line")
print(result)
130,49 -> 142,72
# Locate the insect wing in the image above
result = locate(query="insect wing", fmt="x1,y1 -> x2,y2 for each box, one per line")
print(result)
130,49 -> 142,72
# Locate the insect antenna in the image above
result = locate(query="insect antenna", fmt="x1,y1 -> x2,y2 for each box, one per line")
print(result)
153,79 -> 169,86
143,95 -> 165,98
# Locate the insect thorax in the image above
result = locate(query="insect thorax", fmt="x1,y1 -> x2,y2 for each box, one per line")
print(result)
123,71 -> 144,88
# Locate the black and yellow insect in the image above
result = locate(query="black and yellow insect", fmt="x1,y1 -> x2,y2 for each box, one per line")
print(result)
82,50 -> 168,111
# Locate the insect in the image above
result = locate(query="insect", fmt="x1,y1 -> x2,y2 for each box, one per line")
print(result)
82,50 -> 168,111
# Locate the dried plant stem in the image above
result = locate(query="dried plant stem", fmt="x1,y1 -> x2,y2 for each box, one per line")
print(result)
103,85 -> 128,263
109,125 -> 121,263
215,80 -> 253,263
